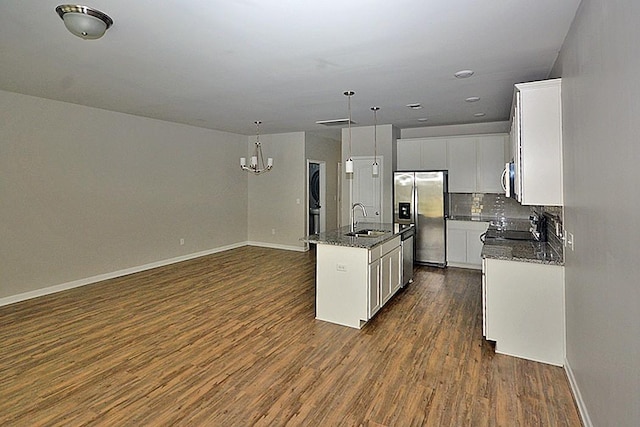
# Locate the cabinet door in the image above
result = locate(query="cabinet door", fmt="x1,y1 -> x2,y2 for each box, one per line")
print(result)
446,228 -> 467,264
517,80 -> 563,206
482,258 -> 487,337
390,246 -> 402,295
368,259 -> 381,318
381,252 -> 392,304
447,137 -> 477,192
397,139 -> 422,170
421,138 -> 447,170
465,229 -> 486,267
477,135 -> 506,193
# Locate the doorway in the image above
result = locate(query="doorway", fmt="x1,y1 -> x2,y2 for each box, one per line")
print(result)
307,160 -> 326,235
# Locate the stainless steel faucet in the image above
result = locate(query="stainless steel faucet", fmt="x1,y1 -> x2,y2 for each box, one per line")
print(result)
351,203 -> 367,232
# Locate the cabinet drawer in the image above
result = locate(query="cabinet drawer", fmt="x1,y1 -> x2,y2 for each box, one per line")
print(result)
380,236 -> 401,256
369,245 -> 382,263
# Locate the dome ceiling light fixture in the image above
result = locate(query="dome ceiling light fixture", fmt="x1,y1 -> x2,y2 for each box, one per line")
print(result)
56,5 -> 113,40
454,69 -> 475,79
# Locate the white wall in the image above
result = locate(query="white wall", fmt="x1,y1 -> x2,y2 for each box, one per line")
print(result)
400,121 -> 510,139
0,90 -> 248,301
553,1 -> 640,425
247,132 -> 306,250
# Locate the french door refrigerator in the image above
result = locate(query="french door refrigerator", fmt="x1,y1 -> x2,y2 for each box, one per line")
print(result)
393,171 -> 448,267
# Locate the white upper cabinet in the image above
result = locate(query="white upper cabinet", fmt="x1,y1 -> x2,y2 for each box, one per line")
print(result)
397,134 -> 507,193
396,138 -> 423,170
477,135 -> 508,193
447,136 -> 477,192
420,138 -> 448,170
396,137 -> 447,171
511,79 -> 563,206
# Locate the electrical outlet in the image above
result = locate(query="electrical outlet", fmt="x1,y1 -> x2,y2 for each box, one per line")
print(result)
271,228 -> 276,235
179,238 -> 185,246
336,263 -> 347,272
566,232 -> 574,251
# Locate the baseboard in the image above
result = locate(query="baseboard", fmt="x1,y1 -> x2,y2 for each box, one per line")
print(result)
247,241 -> 307,252
564,357 -> 593,427
0,241 -> 248,308
446,261 -> 482,270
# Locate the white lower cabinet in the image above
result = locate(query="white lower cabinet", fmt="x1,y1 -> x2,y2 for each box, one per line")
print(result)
368,258 -> 381,318
316,236 -> 402,329
446,220 -> 489,269
483,258 -> 565,366
381,245 -> 402,304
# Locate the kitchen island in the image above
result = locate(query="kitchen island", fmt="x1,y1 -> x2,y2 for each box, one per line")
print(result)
302,223 -> 413,329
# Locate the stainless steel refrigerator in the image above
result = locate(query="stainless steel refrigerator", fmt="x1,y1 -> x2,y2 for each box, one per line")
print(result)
393,171 -> 448,267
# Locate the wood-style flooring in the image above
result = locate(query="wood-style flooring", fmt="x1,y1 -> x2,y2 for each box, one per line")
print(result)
0,246 -> 581,426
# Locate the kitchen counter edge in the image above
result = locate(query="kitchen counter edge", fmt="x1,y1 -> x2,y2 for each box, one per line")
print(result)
301,223 -> 413,249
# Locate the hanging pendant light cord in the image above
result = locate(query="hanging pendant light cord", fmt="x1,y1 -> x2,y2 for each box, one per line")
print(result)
346,92 -> 353,159
373,107 -> 378,162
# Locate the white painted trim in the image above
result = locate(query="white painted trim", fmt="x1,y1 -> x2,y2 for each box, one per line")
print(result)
564,358 -> 593,427
247,241 -> 306,252
446,262 -> 482,270
0,242 -> 247,308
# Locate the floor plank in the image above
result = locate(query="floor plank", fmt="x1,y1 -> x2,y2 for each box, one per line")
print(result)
0,246 -> 581,426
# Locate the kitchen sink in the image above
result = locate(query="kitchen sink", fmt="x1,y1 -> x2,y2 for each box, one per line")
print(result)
345,229 -> 389,238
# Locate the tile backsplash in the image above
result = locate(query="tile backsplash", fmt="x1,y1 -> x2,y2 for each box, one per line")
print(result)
449,193 -> 565,263
449,193 -> 532,222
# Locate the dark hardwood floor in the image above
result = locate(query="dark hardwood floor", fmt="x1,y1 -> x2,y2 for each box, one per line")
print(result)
0,246 -> 581,426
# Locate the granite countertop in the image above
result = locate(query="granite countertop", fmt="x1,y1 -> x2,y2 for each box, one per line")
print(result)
481,225 -> 564,266
301,222 -> 412,249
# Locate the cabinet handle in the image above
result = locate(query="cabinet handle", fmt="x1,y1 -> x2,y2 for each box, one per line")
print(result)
501,167 -> 508,191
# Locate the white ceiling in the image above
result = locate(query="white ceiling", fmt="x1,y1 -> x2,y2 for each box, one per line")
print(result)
0,1 -> 581,135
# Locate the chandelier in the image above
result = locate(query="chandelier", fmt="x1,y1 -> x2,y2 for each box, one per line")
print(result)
240,121 -> 273,174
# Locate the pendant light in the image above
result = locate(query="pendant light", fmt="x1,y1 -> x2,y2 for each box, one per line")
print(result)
344,91 -> 355,174
371,106 -> 380,176
240,121 -> 273,174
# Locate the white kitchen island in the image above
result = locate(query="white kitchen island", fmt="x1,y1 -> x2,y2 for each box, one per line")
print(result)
303,223 -> 413,329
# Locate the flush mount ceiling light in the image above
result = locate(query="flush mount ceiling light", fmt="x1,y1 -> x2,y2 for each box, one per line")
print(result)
465,96 -> 481,102
454,69 -> 475,79
406,103 -> 423,110
56,5 -> 113,40
473,112 -> 486,117
240,121 -> 273,175
417,118 -> 429,122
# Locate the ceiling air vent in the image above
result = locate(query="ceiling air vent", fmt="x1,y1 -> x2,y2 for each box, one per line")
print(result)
315,118 -> 356,127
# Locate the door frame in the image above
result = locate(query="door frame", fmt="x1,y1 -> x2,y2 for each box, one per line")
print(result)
306,159 -> 327,238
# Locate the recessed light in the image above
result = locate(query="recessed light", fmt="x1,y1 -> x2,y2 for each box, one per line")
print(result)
417,118 -> 429,122
465,96 -> 480,102
473,112 -> 486,117
406,103 -> 423,110
454,69 -> 475,79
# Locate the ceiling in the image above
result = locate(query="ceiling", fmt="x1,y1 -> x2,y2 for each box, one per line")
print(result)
0,1 -> 581,135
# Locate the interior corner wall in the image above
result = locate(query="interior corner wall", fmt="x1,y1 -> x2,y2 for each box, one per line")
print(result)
554,1 -> 640,425
0,90 -> 248,300
304,132 -> 341,232
247,131 -> 306,250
